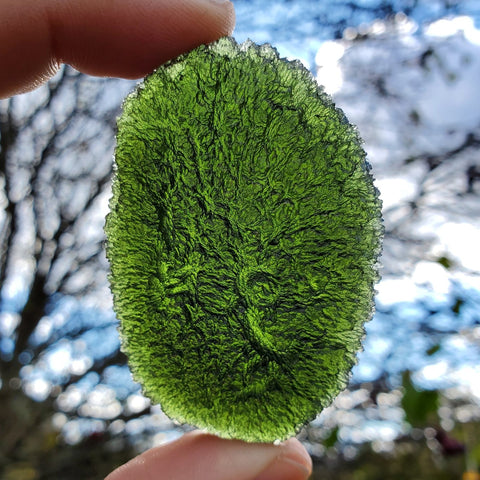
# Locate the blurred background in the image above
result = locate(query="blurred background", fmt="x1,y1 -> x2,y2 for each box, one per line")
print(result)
1,0 -> 479,478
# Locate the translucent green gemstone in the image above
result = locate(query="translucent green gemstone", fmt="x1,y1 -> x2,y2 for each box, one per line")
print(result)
105,37 -> 382,442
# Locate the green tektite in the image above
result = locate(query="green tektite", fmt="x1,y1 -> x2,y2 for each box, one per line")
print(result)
105,37 -> 383,442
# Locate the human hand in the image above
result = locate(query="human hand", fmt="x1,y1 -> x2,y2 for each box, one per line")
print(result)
0,0 -> 235,98
105,431 -> 312,480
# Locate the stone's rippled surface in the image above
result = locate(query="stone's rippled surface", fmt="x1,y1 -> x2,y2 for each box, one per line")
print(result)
105,37 -> 382,442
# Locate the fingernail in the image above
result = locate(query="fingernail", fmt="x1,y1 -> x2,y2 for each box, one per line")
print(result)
254,439 -> 312,480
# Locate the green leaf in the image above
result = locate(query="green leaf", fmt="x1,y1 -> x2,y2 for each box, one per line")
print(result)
105,37 -> 383,442
323,427 -> 339,448
426,344 -> 441,356
451,298 -> 464,315
401,371 -> 439,427
436,256 -> 452,269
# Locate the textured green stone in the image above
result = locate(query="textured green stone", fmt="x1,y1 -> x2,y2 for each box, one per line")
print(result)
105,36 -> 382,442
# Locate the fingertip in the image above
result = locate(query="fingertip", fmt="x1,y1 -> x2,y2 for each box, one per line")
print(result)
0,0 -> 236,97
224,0 -> 236,35
203,0 -> 236,36
105,432 -> 312,480
284,438 -> 313,467
49,0 -> 237,80
277,437 -> 313,479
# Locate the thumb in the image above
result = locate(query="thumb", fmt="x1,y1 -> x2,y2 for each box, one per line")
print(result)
105,431 -> 312,480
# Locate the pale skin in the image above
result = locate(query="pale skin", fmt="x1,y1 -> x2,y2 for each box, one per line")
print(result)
1,0 -> 313,478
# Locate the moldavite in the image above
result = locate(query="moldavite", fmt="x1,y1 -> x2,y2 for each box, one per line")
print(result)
106,36 -> 382,443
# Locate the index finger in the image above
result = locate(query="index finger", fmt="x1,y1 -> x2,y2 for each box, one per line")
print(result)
0,0 -> 235,98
